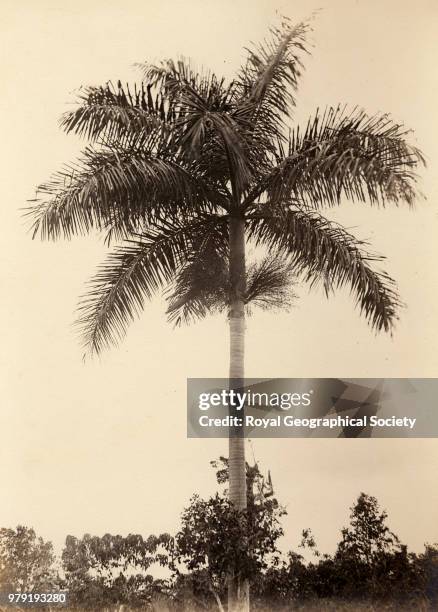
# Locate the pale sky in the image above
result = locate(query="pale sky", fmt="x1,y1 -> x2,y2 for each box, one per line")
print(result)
1,0 -> 437,561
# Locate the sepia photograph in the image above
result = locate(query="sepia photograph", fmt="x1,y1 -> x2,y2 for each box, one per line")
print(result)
1,1 -> 437,610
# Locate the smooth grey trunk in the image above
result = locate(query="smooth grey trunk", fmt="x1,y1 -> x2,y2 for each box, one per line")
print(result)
228,215 -> 249,612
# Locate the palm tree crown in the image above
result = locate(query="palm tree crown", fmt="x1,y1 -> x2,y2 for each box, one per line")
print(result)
28,17 -> 424,354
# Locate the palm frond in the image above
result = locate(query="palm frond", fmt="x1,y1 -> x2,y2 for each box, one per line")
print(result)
78,216 -> 225,354
165,226 -> 229,325
27,147 -> 217,241
255,106 -> 425,209
248,209 -> 402,332
166,248 -> 296,325
245,254 -> 296,312
138,58 -> 233,110
234,18 -> 310,142
60,81 -> 167,144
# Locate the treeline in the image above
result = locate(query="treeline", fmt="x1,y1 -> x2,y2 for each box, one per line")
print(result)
1,459 -> 437,611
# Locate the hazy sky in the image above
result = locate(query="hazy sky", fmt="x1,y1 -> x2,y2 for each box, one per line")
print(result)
1,0 -> 437,561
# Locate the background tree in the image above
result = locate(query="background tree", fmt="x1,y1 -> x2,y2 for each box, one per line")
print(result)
62,533 -> 169,609
336,492 -> 401,565
417,543 -> 438,603
333,493 -> 416,601
28,15 -> 424,611
0,526 -> 58,593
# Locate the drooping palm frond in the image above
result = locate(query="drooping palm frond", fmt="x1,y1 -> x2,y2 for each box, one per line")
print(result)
28,147 -> 220,241
252,106 -> 425,210
245,254 -> 296,312
166,247 -> 296,326
248,209 -> 401,332
165,229 -> 229,326
77,215 -> 226,354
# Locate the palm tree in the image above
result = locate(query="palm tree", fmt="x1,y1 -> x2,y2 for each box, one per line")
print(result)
28,17 -> 424,611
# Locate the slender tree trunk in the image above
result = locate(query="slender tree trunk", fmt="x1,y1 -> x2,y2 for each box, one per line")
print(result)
228,215 -> 249,612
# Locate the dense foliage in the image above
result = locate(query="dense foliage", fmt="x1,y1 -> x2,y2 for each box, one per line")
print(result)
1,463 -> 437,610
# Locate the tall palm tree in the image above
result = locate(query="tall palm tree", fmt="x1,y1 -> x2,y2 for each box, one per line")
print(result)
28,17 -> 424,611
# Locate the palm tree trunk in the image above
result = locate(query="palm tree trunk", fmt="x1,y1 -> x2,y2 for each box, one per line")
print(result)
228,215 -> 249,612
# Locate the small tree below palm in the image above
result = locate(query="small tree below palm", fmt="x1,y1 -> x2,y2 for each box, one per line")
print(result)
168,460 -> 284,611
28,15 -> 424,611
